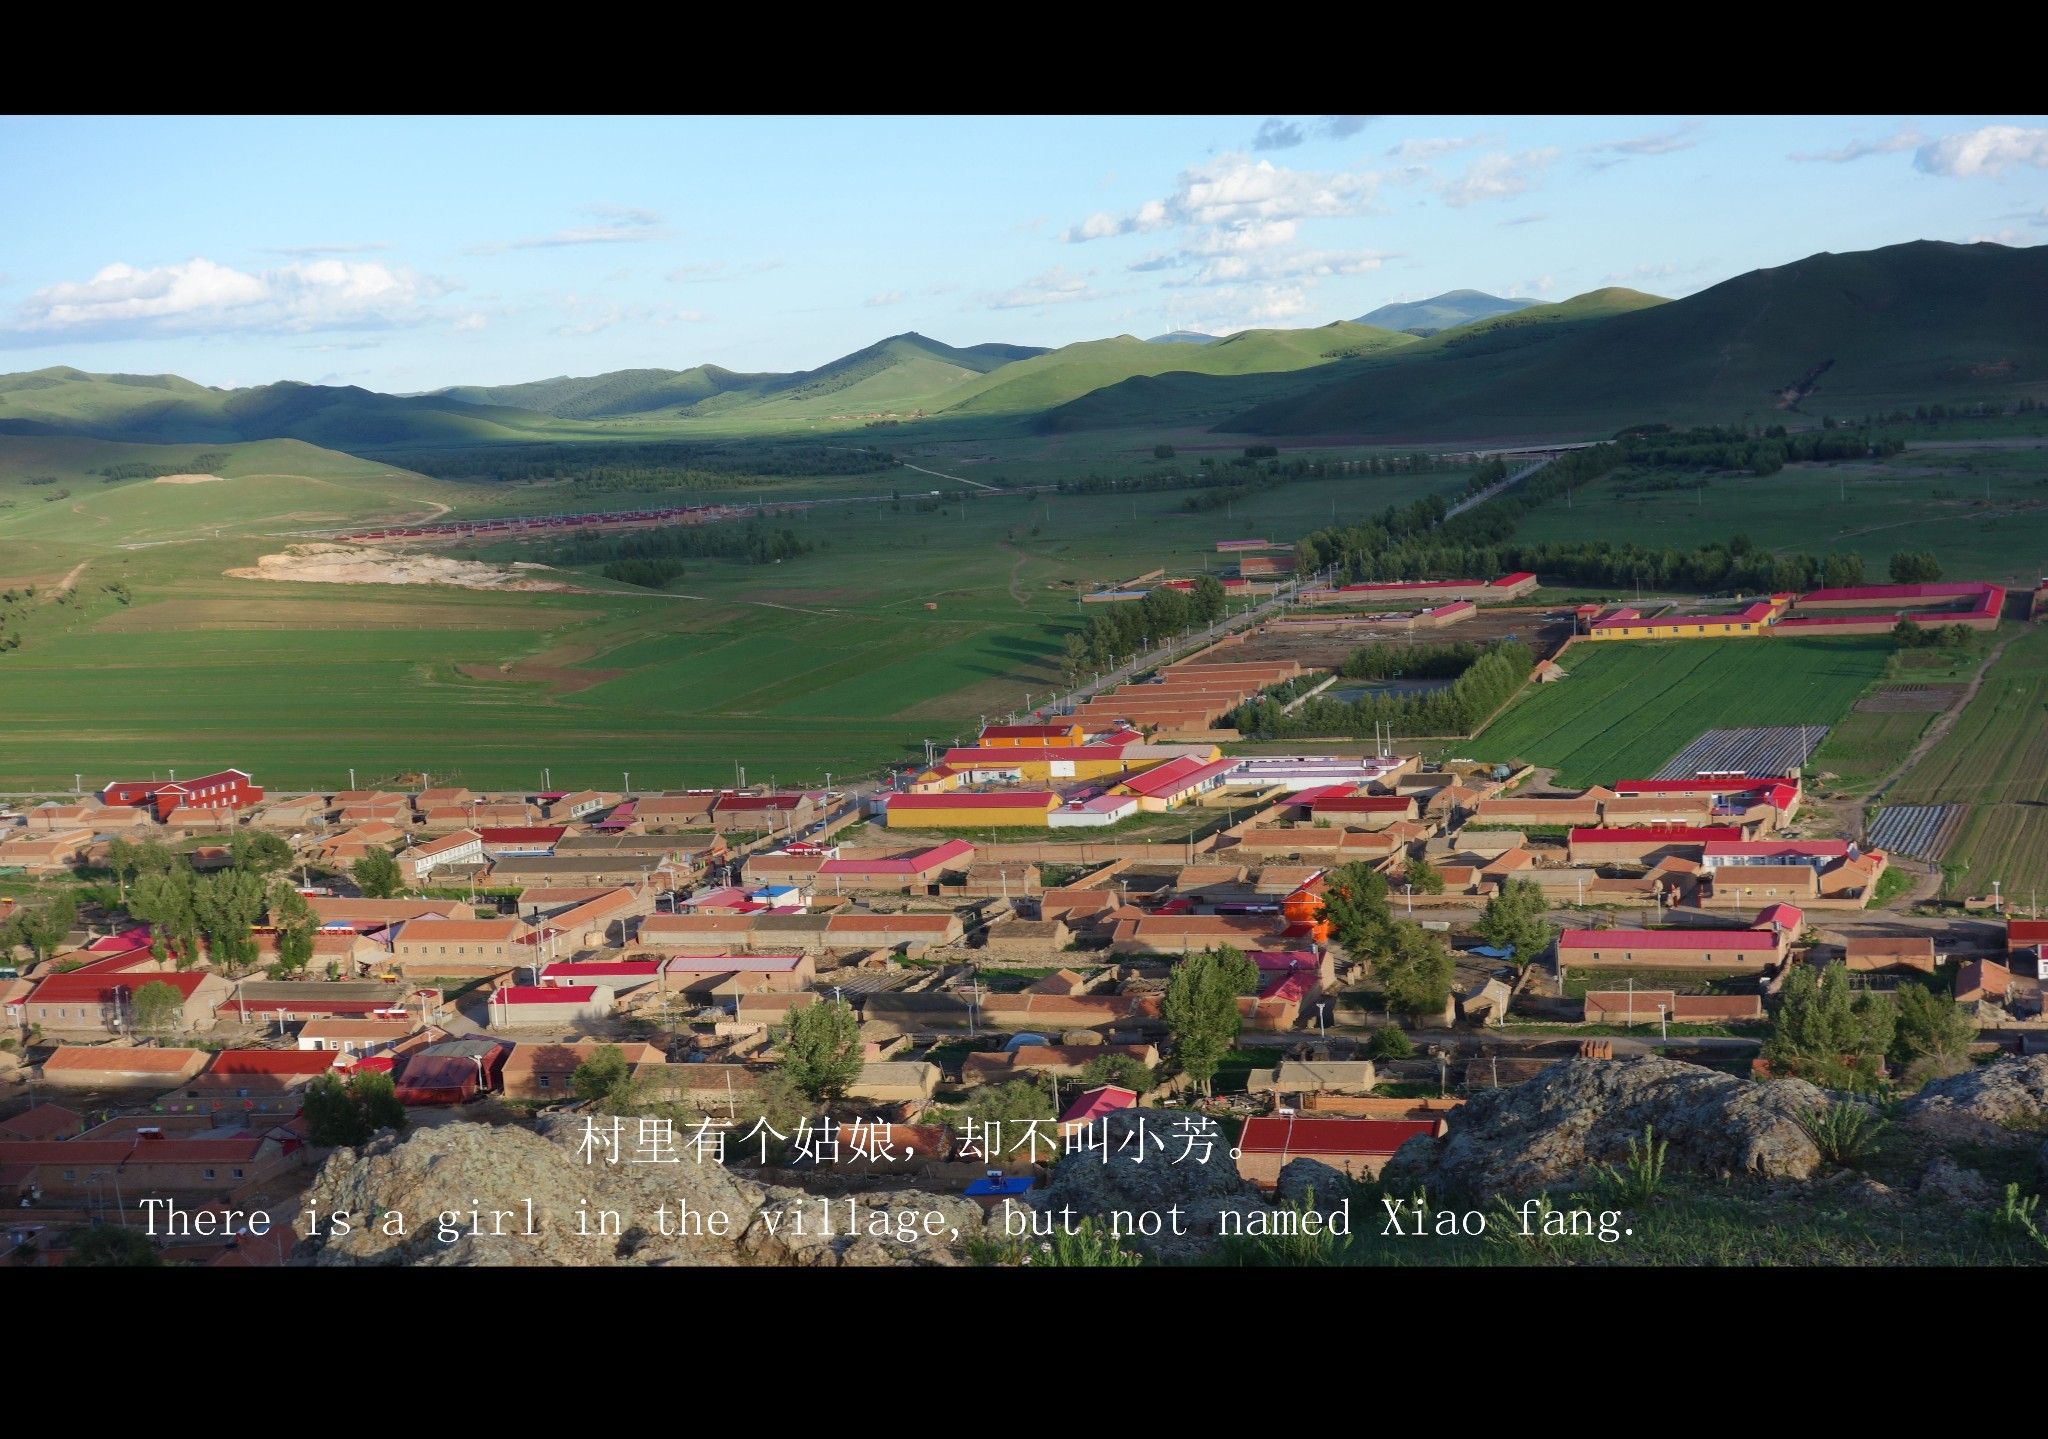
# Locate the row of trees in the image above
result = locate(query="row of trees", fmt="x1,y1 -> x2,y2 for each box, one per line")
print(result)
556,520 -> 812,569
101,832 -> 318,974
1231,639 -> 1531,740
1764,965 -> 1977,1089
1062,576 -> 1231,685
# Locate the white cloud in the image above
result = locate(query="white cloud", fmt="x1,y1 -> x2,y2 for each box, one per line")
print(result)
866,290 -> 906,307
1386,135 -> 1486,162
1590,120 -> 1702,158
451,312 -> 488,333
1968,229 -> 2027,246
985,265 -> 1099,310
1788,125 -> 1922,163
10,256 -> 446,340
1915,126 -> 2048,178
553,296 -> 708,336
1177,248 -> 1394,289
1441,149 -> 1559,207
1164,283 -> 1314,333
470,205 -> 671,255
1500,212 -> 1547,227
1516,275 -> 1558,296
1064,152 -> 1387,244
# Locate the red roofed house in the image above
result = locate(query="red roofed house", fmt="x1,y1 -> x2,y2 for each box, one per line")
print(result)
100,768 -> 263,821
488,984 -> 616,1029
1556,919 -> 1792,972
2007,920 -> 2048,973
400,828 -> 484,887
1236,1115 -> 1442,1188
1955,958 -> 2013,1008
979,723 -> 1085,748
389,917 -> 528,975
1568,826 -> 1743,866
18,970 -> 229,1036
816,838 -> 975,893
712,792 -> 818,835
0,1131 -> 299,1208
1060,1084 -> 1140,1136
1308,793 -> 1418,828
1116,756 -> 1238,811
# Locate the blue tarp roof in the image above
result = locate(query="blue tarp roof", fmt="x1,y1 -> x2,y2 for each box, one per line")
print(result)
1466,944 -> 1516,960
965,1175 -> 1035,1197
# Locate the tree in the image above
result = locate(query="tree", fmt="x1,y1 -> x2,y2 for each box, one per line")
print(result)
571,1044 -> 633,1104
1888,550 -> 1942,584
129,979 -> 187,1039
65,1225 -> 161,1267
1153,444 -> 1176,459
1404,855 -> 1446,895
1477,877 -> 1552,968
943,1079 -> 1057,1130
1078,1051 -> 1153,1095
129,868 -> 199,968
230,830 -> 293,876
1188,574 -> 1228,625
1890,981 -> 1977,1082
1370,1025 -> 1415,1060
192,868 -> 266,975
1213,943 -> 1259,995
1162,947 -> 1244,1095
776,998 -> 862,1103
3,891 -> 75,963
1375,922 -> 1455,1020
1318,862 -> 1392,955
270,883 -> 316,974
304,1069 -> 411,1146
1764,964 -> 1895,1088
351,848 -> 403,899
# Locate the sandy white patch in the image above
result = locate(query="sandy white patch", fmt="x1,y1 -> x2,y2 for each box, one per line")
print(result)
225,542 -> 585,592
153,473 -> 228,485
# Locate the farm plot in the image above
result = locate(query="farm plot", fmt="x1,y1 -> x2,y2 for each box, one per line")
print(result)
1466,638 -> 1889,788
1655,726 -> 1833,779
1866,804 -> 1965,860
1854,685 -> 1961,713
1889,625 -> 2048,898
1811,710 -> 1933,791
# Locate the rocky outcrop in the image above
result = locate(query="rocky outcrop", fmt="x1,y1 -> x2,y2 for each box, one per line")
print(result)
1383,1056 -> 1830,1198
1899,1056 -> 2048,1143
299,1114 -> 985,1267
1029,1107 -> 1264,1258
1275,1159 -> 1353,1215
1916,1155 -> 1995,1205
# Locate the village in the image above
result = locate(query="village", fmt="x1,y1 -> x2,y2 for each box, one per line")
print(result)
2,565 -> 2045,1268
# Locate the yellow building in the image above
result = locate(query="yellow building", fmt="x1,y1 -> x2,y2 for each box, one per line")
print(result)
1585,595 -> 1789,641
885,792 -> 1060,828
977,723 -> 1085,748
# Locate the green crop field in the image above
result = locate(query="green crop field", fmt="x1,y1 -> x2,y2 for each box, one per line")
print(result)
0,430 -> 1474,791
1465,637 -> 1893,786
1508,445 -> 2048,588
1808,710 -> 1932,791
1889,625 -> 2048,899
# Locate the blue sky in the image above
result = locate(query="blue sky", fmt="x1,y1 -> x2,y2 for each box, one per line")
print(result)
2,114 -> 2044,392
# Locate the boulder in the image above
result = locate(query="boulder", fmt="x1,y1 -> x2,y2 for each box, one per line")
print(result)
1275,1158 -> 1353,1214
300,1112 -> 984,1267
1029,1107 -> 1265,1258
1916,1155 -> 1996,1205
1383,1056 -> 1830,1198
1899,1056 -> 2048,1143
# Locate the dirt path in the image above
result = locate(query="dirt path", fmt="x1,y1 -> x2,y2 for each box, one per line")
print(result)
999,544 -> 1030,609
50,560 -> 89,596
901,460 -> 999,492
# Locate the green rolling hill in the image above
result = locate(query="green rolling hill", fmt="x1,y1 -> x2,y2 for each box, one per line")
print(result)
1232,240 -> 2048,437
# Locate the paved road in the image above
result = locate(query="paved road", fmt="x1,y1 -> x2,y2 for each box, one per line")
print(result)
1443,455 -> 1557,522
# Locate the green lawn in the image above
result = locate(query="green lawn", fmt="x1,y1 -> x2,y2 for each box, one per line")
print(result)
1509,446 -> 2048,589
1810,710 -> 1932,792
1467,637 -> 1892,786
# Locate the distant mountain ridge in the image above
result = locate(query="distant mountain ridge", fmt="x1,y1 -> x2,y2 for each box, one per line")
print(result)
1356,289 -> 1540,335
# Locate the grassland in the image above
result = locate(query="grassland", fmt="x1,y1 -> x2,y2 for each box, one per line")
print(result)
1890,624 -> 2048,900
1810,710 -> 1934,791
0,432 -> 1473,790
1510,444 -> 2048,588
1465,637 -> 1893,787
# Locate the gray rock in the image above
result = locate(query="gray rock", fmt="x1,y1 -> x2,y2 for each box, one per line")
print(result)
1274,1158 -> 1353,1213
1916,1155 -> 1995,1205
1029,1106 -> 1264,1257
1382,1056 -> 1830,1199
300,1112 -> 984,1267
1900,1055 -> 2048,1143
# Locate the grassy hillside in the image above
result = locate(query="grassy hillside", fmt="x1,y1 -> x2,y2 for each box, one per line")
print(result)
1357,289 -> 1540,333
1235,241 -> 2048,437
0,367 -> 572,447
940,322 -> 1417,420
434,365 -> 778,419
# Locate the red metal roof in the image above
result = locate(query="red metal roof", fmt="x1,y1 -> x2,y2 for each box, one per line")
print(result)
941,745 -> 1135,765
540,960 -> 660,979
887,791 -> 1057,810
206,1050 -> 345,1075
1238,1116 -> 1437,1155
1612,777 -> 1793,795
1570,826 -> 1744,844
1490,572 -> 1537,587
1753,903 -> 1806,931
1559,928 -> 1778,951
819,838 -> 974,874
1702,839 -> 1848,857
2006,920 -> 2048,945
1798,581 -> 1993,603
715,793 -> 809,811
978,724 -> 1078,740
1310,795 -> 1413,812
26,971 -> 209,1005
493,985 -> 602,1004
1059,1085 -> 1139,1125
1120,756 -> 1235,798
